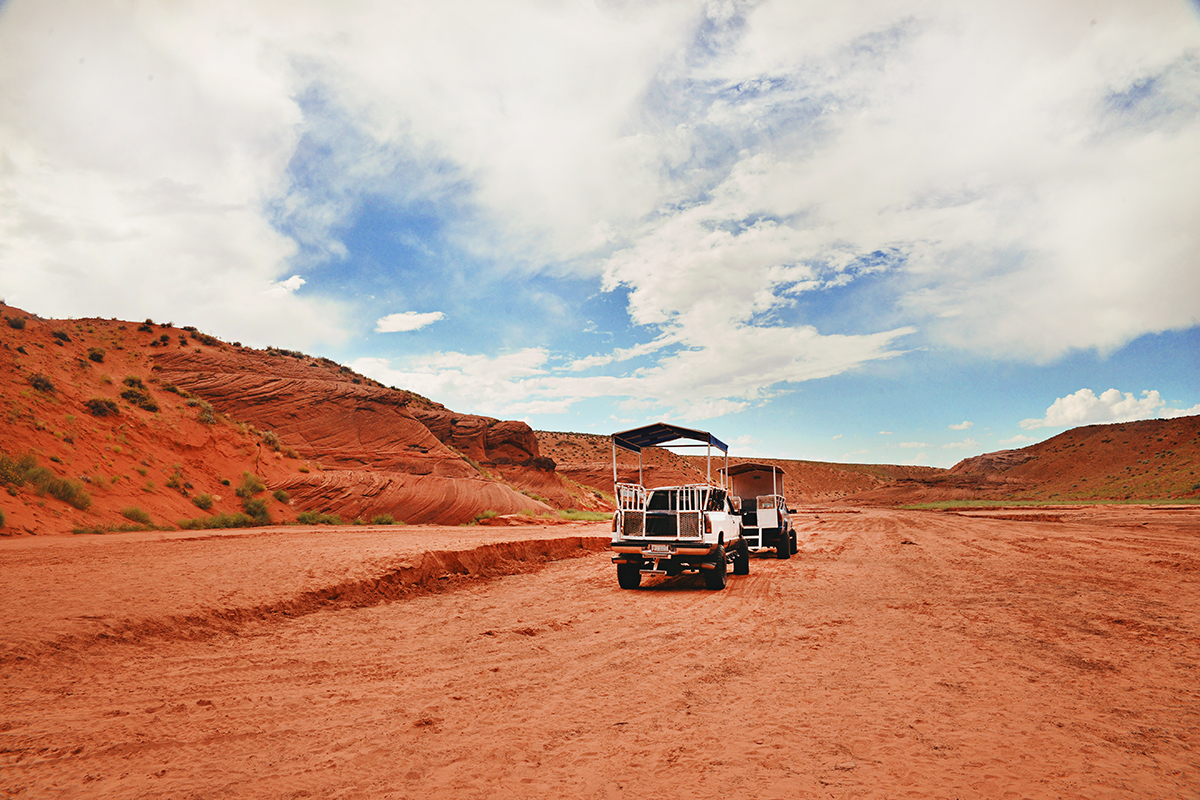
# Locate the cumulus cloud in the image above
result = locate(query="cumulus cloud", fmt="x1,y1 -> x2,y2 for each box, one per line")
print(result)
1001,434 -> 1038,445
350,349 -> 551,415
1020,388 -> 1200,429
264,275 -> 306,297
949,421 -> 973,430
2,0 -> 1197,421
943,438 -> 979,449
375,311 -> 445,333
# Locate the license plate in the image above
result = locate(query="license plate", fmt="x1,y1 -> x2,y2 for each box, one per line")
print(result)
649,544 -> 670,554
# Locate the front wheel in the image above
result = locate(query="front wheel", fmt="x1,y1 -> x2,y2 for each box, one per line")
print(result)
617,561 -> 642,589
704,546 -> 727,590
775,529 -> 791,560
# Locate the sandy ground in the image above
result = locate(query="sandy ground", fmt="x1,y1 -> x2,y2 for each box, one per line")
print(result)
2,507 -> 1198,798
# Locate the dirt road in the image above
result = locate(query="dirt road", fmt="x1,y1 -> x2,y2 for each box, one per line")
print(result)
2,507 -> 1198,798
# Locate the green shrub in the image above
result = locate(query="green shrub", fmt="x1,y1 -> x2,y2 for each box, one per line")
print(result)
52,330 -> 71,342
296,511 -> 342,525
242,496 -> 271,524
6,316 -> 25,329
119,378 -> 158,412
178,512 -> 256,530
261,431 -> 280,451
0,507 -> 5,527
41,475 -> 91,510
192,493 -> 214,511
471,510 -> 500,524
272,489 -> 289,503
84,398 -> 119,417
87,347 -> 105,363
29,374 -> 54,393
235,472 -> 265,498
370,514 -> 400,525
195,400 -> 216,425
558,509 -> 612,521
120,506 -> 151,524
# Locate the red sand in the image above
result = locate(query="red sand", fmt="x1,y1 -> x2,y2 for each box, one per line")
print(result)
3,506 -> 1198,798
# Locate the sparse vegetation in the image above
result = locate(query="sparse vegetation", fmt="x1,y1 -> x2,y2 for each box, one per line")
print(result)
178,512 -> 258,530
29,374 -> 54,393
120,376 -> 158,411
370,514 -> 401,525
0,450 -> 91,510
0,507 -> 5,527
85,398 -> 120,417
272,489 -> 290,503
6,316 -> 26,329
193,399 -> 216,425
471,510 -> 500,524
557,509 -> 611,521
235,472 -> 266,499
120,506 -> 152,524
261,430 -> 281,451
87,347 -> 105,363
242,496 -> 271,524
192,493 -> 214,511
296,511 -> 342,525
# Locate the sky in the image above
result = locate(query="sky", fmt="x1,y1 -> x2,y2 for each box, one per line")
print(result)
1,0 -> 1198,468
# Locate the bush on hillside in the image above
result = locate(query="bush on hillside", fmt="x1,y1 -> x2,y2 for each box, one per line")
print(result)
235,472 -> 265,499
120,507 -> 152,524
29,374 -> 54,393
84,398 -> 120,417
242,496 -> 271,524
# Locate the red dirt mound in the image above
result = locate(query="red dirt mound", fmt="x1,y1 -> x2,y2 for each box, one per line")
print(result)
0,305 -> 598,534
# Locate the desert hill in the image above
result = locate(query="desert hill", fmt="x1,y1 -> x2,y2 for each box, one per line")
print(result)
538,417 -> 1200,507
536,430 -> 946,506
0,304 -> 600,534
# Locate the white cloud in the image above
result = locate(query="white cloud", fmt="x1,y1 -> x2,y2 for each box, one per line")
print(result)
1020,388 -> 1199,429
351,349 -> 551,415
832,434 -> 843,440
1,0 -> 1198,421
375,311 -> 445,333
264,275 -> 305,297
943,438 -> 979,449
879,431 -> 894,436
899,442 -> 927,449
949,421 -> 973,430
1000,434 -> 1038,445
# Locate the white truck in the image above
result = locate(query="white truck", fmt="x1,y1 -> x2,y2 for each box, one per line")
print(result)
608,423 -> 748,590
721,462 -> 796,559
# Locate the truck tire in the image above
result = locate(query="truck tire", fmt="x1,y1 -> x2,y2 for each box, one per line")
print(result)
790,531 -> 798,555
704,545 -> 727,590
775,530 -> 791,560
617,562 -> 642,589
733,539 -> 749,575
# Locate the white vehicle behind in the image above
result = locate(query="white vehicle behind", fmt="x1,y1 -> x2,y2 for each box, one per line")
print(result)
721,462 -> 797,559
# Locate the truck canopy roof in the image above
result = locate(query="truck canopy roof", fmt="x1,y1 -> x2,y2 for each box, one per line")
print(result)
612,422 -> 729,454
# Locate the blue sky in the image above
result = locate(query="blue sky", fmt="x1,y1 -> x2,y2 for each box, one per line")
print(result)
1,0 -> 1198,467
